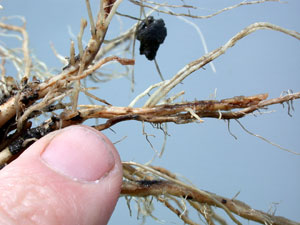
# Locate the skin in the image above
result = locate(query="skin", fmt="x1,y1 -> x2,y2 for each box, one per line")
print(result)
0,125 -> 123,225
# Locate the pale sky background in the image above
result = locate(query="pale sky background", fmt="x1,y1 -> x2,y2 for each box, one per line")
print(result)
1,0 -> 300,224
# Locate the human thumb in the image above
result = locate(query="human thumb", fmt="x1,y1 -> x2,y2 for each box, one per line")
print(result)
0,125 -> 123,225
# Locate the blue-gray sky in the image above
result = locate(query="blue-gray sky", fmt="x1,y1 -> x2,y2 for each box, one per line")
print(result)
1,0 -> 300,224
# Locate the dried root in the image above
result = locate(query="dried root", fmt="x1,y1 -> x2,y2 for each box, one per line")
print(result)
122,162 -> 300,225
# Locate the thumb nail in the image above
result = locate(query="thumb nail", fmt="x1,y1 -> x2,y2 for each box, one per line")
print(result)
41,125 -> 115,182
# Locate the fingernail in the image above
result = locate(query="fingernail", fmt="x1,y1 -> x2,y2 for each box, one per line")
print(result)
41,126 -> 115,182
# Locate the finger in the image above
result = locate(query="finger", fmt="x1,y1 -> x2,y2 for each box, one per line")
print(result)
0,125 -> 123,225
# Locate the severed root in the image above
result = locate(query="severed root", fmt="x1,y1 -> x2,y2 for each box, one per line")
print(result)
2,92 -> 300,167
